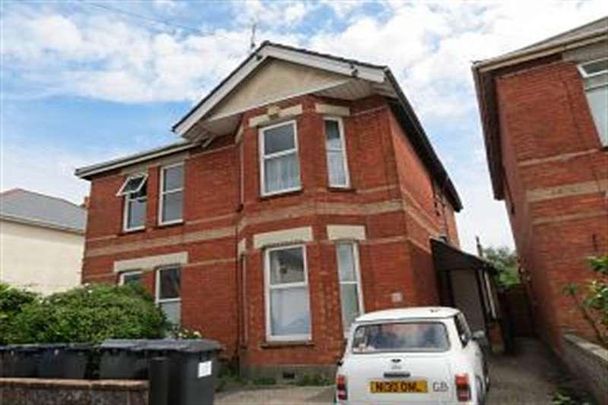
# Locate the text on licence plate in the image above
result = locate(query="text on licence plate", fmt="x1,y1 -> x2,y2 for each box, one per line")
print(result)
370,380 -> 428,393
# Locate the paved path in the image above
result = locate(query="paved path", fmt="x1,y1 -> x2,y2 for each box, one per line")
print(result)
216,339 -> 591,404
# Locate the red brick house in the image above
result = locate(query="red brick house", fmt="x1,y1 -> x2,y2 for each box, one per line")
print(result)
76,42 -> 464,378
473,18 -> 608,350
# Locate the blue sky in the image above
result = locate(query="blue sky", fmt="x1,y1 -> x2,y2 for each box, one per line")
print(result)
1,0 -> 605,252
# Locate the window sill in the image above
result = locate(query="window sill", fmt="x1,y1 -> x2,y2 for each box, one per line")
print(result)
119,228 -> 146,236
328,186 -> 356,193
156,220 -> 184,229
258,188 -> 303,201
260,340 -> 314,349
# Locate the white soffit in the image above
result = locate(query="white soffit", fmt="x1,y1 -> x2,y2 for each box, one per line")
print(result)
113,252 -> 188,273
253,227 -> 313,249
174,42 -> 388,137
327,225 -> 366,241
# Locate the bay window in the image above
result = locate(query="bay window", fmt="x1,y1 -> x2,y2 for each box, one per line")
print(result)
265,245 -> 311,341
156,266 -> 181,325
579,58 -> 608,146
159,163 -> 184,225
117,173 -> 148,231
336,242 -> 363,336
260,121 -> 301,196
324,118 -> 350,187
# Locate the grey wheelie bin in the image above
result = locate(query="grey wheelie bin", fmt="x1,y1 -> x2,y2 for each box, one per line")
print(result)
64,343 -> 92,379
5,345 -> 41,377
99,339 -> 148,379
38,343 -> 68,378
0,346 -> 8,377
144,339 -> 221,405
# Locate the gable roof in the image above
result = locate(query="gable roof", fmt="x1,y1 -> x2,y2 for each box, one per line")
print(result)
0,189 -> 86,234
171,41 -> 462,210
472,17 -> 608,199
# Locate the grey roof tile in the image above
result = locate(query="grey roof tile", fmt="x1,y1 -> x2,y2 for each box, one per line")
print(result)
0,189 -> 86,233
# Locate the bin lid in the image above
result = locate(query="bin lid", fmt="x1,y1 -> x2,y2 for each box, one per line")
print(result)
139,339 -> 222,353
7,344 -> 42,352
99,339 -> 148,350
37,343 -> 68,349
66,343 -> 94,351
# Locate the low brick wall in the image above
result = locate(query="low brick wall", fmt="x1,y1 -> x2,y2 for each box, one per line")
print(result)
562,334 -> 608,403
0,378 -> 148,405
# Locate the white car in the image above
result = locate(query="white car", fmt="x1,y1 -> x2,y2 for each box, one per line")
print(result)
335,307 -> 489,404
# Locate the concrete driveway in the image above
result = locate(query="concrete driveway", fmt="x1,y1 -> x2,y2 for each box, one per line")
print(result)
216,339 -> 592,404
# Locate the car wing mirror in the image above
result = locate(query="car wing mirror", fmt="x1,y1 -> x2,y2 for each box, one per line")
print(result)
472,330 -> 486,341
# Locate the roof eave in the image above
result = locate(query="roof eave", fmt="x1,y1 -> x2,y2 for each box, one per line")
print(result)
0,214 -> 85,235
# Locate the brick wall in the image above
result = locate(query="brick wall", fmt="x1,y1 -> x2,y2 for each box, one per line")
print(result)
495,60 -> 608,349
82,94 -> 460,372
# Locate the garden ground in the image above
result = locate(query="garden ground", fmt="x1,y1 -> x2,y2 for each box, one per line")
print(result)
215,338 -> 595,404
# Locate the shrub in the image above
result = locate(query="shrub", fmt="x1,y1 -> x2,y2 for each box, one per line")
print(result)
4,283 -> 168,344
0,283 -> 39,344
563,255 -> 608,347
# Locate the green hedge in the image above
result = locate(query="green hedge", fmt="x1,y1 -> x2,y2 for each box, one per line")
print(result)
0,283 -> 168,344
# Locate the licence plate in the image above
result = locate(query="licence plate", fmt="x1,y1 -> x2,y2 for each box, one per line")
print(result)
370,380 -> 428,393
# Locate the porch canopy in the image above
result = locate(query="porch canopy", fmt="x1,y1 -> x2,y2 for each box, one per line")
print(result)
431,239 -> 500,335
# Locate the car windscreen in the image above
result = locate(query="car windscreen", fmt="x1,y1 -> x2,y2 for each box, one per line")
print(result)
351,321 -> 450,353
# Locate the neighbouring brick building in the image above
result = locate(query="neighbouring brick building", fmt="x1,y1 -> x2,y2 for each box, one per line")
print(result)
473,18 -> 608,351
76,42 -> 464,378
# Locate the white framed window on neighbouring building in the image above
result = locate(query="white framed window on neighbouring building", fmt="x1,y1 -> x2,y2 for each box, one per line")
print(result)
159,163 -> 184,225
324,117 -> 350,188
336,242 -> 363,336
156,266 -> 181,326
265,244 -> 311,341
120,270 -> 142,286
117,173 -> 148,232
578,58 -> 608,146
259,120 -> 301,196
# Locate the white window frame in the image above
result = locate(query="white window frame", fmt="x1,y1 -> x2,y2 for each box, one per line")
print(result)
116,173 -> 148,197
336,241 -> 364,337
158,162 -> 184,226
259,120 -> 301,197
324,117 -> 350,188
122,173 -> 148,232
578,57 -> 608,146
119,270 -> 142,286
264,244 -> 311,342
155,266 -> 182,305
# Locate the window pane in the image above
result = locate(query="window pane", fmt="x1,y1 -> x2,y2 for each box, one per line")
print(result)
582,59 -> 608,75
328,151 -> 347,186
352,322 -> 450,353
337,243 -> 356,281
264,153 -> 300,193
270,287 -> 310,336
263,123 -> 295,155
162,191 -> 183,222
269,247 -> 305,284
159,267 -> 181,299
163,165 -> 183,191
586,86 -> 608,145
340,284 -> 361,332
160,301 -> 181,325
127,198 -> 146,229
325,120 -> 342,150
120,175 -> 146,195
122,272 -> 141,285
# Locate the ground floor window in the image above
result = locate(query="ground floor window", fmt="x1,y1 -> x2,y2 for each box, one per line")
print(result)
119,270 -> 142,286
336,242 -> 363,336
156,266 -> 181,326
265,244 -> 311,341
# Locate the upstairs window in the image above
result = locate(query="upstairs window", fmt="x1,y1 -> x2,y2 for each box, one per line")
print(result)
159,163 -> 184,225
265,245 -> 311,341
117,174 -> 148,231
579,58 -> 608,146
156,266 -> 181,325
324,118 -> 350,188
120,270 -> 142,286
260,121 -> 301,196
